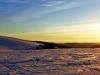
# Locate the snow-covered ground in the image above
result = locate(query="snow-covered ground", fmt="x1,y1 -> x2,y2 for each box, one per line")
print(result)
0,48 -> 100,75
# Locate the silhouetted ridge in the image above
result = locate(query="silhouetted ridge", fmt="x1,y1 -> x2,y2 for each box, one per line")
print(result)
62,43 -> 100,48
34,41 -> 70,49
91,45 -> 100,48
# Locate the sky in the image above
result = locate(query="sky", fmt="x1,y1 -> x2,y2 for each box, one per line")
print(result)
0,0 -> 100,43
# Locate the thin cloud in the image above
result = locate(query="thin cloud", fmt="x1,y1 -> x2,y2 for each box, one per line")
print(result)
1,0 -> 99,4
41,1 -> 66,7
6,0 -> 100,22
9,1 -> 78,22
42,22 -> 100,35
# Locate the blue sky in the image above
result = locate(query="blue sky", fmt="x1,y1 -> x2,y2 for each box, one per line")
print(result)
0,0 -> 100,42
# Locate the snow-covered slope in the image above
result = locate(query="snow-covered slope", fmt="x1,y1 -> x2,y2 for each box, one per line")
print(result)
0,36 -> 42,50
0,48 -> 100,75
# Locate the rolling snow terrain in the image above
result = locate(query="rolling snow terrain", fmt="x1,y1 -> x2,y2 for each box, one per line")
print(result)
0,48 -> 100,75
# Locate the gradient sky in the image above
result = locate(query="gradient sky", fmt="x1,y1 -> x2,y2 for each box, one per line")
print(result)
0,0 -> 100,43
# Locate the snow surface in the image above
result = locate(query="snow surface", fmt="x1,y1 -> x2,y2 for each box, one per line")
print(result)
0,36 -> 42,50
0,48 -> 100,75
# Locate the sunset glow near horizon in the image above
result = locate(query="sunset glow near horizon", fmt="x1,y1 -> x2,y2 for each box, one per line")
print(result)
0,0 -> 100,43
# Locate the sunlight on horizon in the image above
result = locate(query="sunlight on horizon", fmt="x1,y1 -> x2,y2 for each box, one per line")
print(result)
12,22 -> 100,43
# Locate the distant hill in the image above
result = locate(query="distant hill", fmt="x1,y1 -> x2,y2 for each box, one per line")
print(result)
91,45 -> 100,48
34,41 -> 70,49
61,43 -> 100,48
0,36 -> 42,50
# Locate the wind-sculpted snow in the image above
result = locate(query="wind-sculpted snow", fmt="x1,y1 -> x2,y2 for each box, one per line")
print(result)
0,48 -> 100,75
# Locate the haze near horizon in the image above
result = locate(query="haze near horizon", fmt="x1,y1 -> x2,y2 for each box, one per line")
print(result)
0,0 -> 100,43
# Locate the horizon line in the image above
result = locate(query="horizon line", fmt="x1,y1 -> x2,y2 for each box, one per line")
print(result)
0,35 -> 100,44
